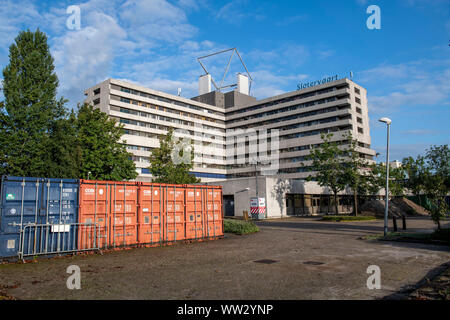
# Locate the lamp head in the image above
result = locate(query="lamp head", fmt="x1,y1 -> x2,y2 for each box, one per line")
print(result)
378,117 -> 392,125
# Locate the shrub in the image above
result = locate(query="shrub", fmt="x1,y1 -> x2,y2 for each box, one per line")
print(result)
224,219 -> 259,235
321,215 -> 377,222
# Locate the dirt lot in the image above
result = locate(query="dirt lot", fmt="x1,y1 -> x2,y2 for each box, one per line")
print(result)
0,217 -> 449,300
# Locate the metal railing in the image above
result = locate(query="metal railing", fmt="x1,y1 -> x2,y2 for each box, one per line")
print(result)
18,222 -> 101,260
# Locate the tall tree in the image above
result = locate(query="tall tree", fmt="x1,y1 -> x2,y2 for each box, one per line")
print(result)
74,104 -> 137,181
422,145 -> 449,229
149,128 -> 200,184
0,29 -> 66,177
341,133 -> 371,216
306,133 -> 347,215
402,155 -> 426,206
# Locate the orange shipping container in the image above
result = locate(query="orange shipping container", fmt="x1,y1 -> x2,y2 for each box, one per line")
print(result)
79,180 -> 223,250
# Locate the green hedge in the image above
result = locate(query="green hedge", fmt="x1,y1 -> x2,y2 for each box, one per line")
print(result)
224,219 -> 259,235
321,215 -> 377,222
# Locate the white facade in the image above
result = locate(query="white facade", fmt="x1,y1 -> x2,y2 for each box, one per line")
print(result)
84,77 -> 376,183
84,78 -> 227,182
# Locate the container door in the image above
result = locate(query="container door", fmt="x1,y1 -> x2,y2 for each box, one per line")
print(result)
138,184 -> 163,245
0,177 -> 42,258
109,183 -> 138,248
203,187 -> 223,238
41,179 -> 79,253
165,185 -> 185,242
185,186 -> 203,240
78,182 -> 108,250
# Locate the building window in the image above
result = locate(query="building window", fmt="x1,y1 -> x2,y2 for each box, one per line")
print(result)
357,117 -> 363,124
354,87 -> 360,95
93,98 -> 100,105
93,88 -> 101,95
356,107 -> 362,114
358,127 -> 364,134
355,97 -> 361,104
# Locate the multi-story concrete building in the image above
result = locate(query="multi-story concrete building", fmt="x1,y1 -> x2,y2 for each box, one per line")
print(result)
84,76 -> 376,183
84,78 -> 228,182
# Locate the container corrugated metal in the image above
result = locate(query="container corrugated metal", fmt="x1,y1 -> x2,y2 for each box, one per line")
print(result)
185,185 -> 204,240
0,176 -> 79,258
78,180 -> 109,250
203,186 -> 223,239
79,180 -> 139,249
164,184 -> 186,242
1,177 -> 224,259
109,181 -> 138,248
138,183 -> 163,246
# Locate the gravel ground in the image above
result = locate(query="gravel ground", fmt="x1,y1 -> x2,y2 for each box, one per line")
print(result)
0,217 -> 448,300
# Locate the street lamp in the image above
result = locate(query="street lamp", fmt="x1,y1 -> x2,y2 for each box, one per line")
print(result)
379,117 -> 392,236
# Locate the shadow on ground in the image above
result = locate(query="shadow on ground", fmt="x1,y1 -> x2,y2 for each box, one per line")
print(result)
382,261 -> 450,300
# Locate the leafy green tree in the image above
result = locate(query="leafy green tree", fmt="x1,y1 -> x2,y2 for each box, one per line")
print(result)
306,133 -> 347,215
149,128 -> 200,184
341,133 -> 372,215
365,162 -> 406,198
402,155 -> 426,206
74,104 -> 137,181
45,111 -> 81,179
0,29 -> 66,177
422,145 -> 449,229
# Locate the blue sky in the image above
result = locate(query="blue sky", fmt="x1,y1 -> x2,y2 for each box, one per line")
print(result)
0,0 -> 449,162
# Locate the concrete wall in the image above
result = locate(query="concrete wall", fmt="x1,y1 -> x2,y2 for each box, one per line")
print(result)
207,177 -> 358,218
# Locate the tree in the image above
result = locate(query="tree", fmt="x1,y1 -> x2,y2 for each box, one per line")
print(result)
341,133 -> 371,216
74,104 -> 137,181
365,162 -> 406,198
402,155 -> 426,205
421,145 -> 449,229
45,110 -> 81,179
149,128 -> 200,184
0,29 -> 66,177
306,133 -> 347,215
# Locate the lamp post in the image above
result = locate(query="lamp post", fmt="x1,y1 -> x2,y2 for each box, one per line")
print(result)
379,117 -> 392,236
254,162 -> 259,199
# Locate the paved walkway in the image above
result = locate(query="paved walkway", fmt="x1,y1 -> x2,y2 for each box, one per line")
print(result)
0,217 -> 448,299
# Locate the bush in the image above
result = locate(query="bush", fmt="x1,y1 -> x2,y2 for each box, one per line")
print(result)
321,215 -> 377,222
224,219 -> 259,235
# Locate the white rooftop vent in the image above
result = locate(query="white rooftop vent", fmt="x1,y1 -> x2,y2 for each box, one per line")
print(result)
237,73 -> 249,95
199,74 -> 212,95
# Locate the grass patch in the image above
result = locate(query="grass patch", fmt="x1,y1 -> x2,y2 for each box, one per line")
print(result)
321,215 -> 377,222
224,219 -> 259,235
361,228 -> 450,245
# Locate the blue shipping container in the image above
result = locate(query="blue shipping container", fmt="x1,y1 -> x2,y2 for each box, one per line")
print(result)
0,176 -> 79,259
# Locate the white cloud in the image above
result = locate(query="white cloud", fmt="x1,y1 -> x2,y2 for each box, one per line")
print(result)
250,70 -> 308,99
119,0 -> 197,44
216,0 -> 265,25
0,0 -> 42,52
52,9 -> 131,104
360,59 -> 450,112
